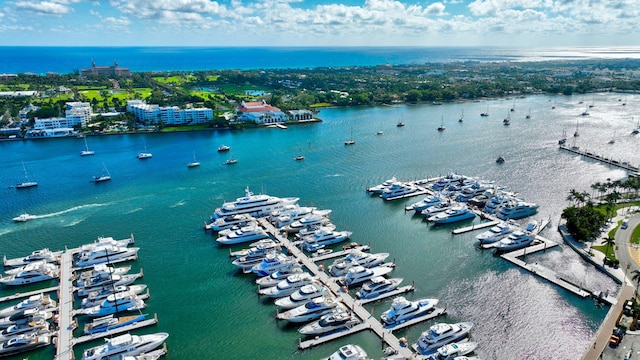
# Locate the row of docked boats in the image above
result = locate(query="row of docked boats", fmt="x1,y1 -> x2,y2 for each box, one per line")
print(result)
0,292 -> 56,357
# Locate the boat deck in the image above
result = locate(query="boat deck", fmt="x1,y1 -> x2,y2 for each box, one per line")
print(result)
359,285 -> 416,305
73,314 -> 159,345
308,245 -> 371,263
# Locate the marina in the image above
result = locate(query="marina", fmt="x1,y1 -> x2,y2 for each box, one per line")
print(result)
559,144 -> 640,174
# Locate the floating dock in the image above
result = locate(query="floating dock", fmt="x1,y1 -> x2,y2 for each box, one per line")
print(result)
359,285 -> 416,305
0,286 -> 57,303
309,245 -> 371,263
74,313 -> 159,345
559,144 -> 639,172
452,220 -> 500,235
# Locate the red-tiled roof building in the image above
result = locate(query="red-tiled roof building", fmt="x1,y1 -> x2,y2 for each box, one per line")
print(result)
236,100 -> 288,124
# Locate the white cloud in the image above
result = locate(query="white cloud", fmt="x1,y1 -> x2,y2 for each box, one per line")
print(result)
111,0 -> 226,19
103,16 -> 130,28
14,1 -> 74,15
425,2 -> 446,16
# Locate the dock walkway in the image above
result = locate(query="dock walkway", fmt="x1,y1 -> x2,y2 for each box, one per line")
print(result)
559,144 -> 639,172
55,250 -> 75,360
0,286 -> 57,303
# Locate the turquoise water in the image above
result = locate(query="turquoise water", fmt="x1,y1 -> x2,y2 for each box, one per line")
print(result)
1,93 -> 638,359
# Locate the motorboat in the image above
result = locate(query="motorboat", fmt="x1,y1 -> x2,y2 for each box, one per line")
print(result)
430,172 -> 467,191
274,283 -> 327,309
0,263 -> 58,286
259,273 -> 315,298
492,231 -> 535,253
475,221 -> 518,244
217,144 -> 230,152
380,296 -> 439,326
79,264 -> 131,281
339,265 -> 394,287
281,214 -> 332,233
526,219 -> 539,232
12,213 -> 36,222
426,341 -> 477,360
255,266 -> 304,288
0,294 -> 56,318
78,235 -> 135,254
81,332 -> 169,360
421,201 -> 454,218
482,193 -> 518,215
0,318 -> 50,342
380,182 -> 418,200
0,308 -> 52,329
215,224 -> 269,245
232,249 -> 282,272
81,292 -> 147,317
206,214 -> 255,232
356,277 -> 403,300
496,201 -> 539,220
251,253 -> 299,277
296,224 -> 337,239
75,245 -> 140,268
302,229 -> 353,252
76,272 -> 144,297
328,250 -> 390,277
3,260 -> 47,276
299,308 -> 361,335
3,248 -> 60,268
322,344 -> 369,360
0,332 -> 51,357
229,239 -> 281,258
81,284 -> 148,308
274,206 -> 328,229
455,182 -> 493,202
276,296 -> 341,323
367,177 -> 397,195
212,187 -> 299,220
427,206 -> 475,224
83,313 -> 148,335
412,322 -> 474,355
406,194 -> 442,213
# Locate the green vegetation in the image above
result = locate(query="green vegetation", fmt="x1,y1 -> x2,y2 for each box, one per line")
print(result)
632,220 -> 640,245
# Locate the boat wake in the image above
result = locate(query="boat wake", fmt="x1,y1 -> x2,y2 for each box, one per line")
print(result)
326,174 -> 344,177
124,207 -> 143,214
170,200 -> 186,208
30,203 -> 112,220
62,217 -> 86,227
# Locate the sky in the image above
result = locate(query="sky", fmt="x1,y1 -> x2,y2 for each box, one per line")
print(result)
0,0 -> 639,47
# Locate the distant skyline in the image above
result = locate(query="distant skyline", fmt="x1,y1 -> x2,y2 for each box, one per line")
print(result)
1,0 -> 639,47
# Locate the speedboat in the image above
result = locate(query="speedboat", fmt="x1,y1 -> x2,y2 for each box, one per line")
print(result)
255,266 -> 304,288
412,322 -> 474,355
251,253 -> 299,277
380,182 -> 418,200
217,144 -> 230,152
302,229 -> 352,252
258,273 -> 315,298
136,151 -> 152,159
492,230 -> 535,253
206,214 -> 255,232
356,277 -> 403,300
3,248 -> 60,268
496,201 -> 539,220
232,249 -> 282,272
406,194 -> 442,213
380,296 -> 439,326
83,313 -> 148,335
82,332 -> 169,360
0,332 -> 51,357
0,294 -> 56,318
426,341 -> 477,360
81,292 -> 146,317
475,221 -> 518,244
212,187 -> 299,219
276,296 -> 341,323
215,224 -> 268,245
274,283 -> 327,309
299,308 -> 360,335
12,214 -> 36,222
281,214 -> 332,233
322,344 -> 369,360
328,251 -> 389,277
421,201 -> 454,218
0,318 -> 49,342
339,265 -> 394,287
75,245 -> 140,268
367,177 -> 397,194
0,263 -> 58,286
81,284 -> 148,308
427,206 -> 475,224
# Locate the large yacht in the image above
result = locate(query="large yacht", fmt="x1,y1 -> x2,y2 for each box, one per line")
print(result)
232,249 -> 281,272
406,194 -> 442,213
83,313 -> 148,335
76,273 -> 143,297
322,344 -> 369,360
366,177 -> 397,195
212,187 -> 299,220
81,292 -> 146,317
75,245 -> 140,268
3,248 -> 60,268
81,284 -> 148,308
492,231 -> 535,253
455,182 -> 494,202
356,277 -> 403,300
380,182 -> 418,200
0,308 -> 53,329
0,294 -> 56,318
298,308 -> 361,335
251,253 -> 299,277
81,332 -> 169,360
78,264 -> 131,281
281,214 -> 332,233
380,296 -> 439,326
0,332 -> 51,357
339,265 -> 394,287
475,221 -> 518,244
496,201 -> 539,220
207,213 -> 255,232
412,322 -> 474,355
421,201 -> 454,218
427,341 -> 478,360
274,283 -> 327,309
255,266 -> 304,288
0,263 -> 59,286
482,192 -> 518,214
276,296 -> 341,323
215,224 -> 268,245
328,251 -> 389,277
258,273 -> 315,298
0,319 -> 50,342
427,206 -> 475,224
302,229 -> 352,252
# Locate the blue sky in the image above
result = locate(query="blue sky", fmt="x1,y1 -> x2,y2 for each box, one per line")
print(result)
1,0 -> 639,47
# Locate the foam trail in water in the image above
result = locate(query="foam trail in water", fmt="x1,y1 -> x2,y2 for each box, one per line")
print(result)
31,202 -> 113,219
170,200 -> 186,208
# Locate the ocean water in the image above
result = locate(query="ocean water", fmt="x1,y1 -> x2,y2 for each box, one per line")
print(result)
2,46 -> 640,74
1,92 -> 638,359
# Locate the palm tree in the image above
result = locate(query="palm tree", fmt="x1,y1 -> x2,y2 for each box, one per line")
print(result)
632,269 -> 640,298
603,236 -> 616,263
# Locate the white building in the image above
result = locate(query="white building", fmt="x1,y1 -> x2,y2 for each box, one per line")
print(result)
236,100 -> 288,124
65,102 -> 92,128
127,100 -> 213,125
33,117 -> 77,130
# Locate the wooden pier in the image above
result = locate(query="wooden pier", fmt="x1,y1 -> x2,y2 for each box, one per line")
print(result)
559,144 -> 639,172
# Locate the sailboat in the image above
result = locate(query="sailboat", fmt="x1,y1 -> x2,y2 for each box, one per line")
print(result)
510,99 -> 515,112
437,115 -> 446,131
224,152 -> 238,165
581,106 -> 589,116
137,138 -> 152,159
480,105 -> 489,117
503,111 -> 511,126
187,151 -> 200,168
573,120 -> 580,137
525,108 -> 531,119
608,131 -> 616,144
558,130 -> 567,145
92,163 -> 111,183
344,126 -> 355,145
81,137 -> 95,156
458,109 -> 464,122
396,115 -> 405,127
16,161 -> 38,189
632,117 -> 639,135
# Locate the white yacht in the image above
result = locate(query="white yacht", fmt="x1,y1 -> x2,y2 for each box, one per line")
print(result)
79,264 -> 131,281
430,172 -> 467,191
251,253 -> 299,277
0,308 -> 53,329
296,224 -> 337,239
427,206 -> 475,224
255,266 -> 304,288
302,229 -> 353,252
207,213 -> 255,232
0,319 -> 49,342
492,231 -> 535,253
81,292 -> 146,317
299,308 -> 360,335
380,296 -> 439,326
0,263 -> 58,286
83,313 -> 148,335
455,182 -> 494,202
356,277 -> 403,300
328,250 -> 389,277
339,265 -> 394,287
212,187 -> 299,220
482,192 -> 518,214
259,272 -> 315,298
12,213 -> 36,222
496,201 -> 539,220
406,194 -> 442,213
322,344 -> 369,360
78,235 -> 135,254
3,248 -> 60,268
428,341 -> 477,360
232,249 -> 281,272
75,245 -> 140,268
230,239 -> 280,258
217,144 -> 230,152
281,214 -> 332,233
274,283 -> 327,309
81,332 -> 169,360
0,294 -> 56,318
81,284 -> 147,308
475,221 -> 518,244
0,332 -> 51,357
276,296 -> 341,323
412,322 -> 474,355
215,224 -> 268,245
380,182 -> 418,200
421,201 -> 454,218
367,177 -> 397,194
76,272 -> 144,297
